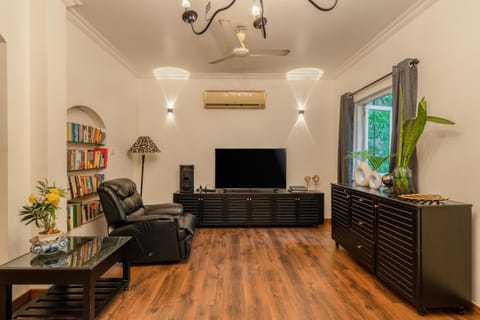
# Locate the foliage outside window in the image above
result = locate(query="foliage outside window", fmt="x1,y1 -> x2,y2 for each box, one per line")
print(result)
355,91 -> 392,174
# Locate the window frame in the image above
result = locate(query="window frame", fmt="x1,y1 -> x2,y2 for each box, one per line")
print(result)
354,87 -> 393,174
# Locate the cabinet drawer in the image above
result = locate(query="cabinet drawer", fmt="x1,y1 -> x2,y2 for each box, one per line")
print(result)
351,231 -> 375,273
350,192 -> 375,240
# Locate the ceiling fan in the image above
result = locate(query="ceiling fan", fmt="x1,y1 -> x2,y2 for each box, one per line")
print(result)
208,26 -> 290,64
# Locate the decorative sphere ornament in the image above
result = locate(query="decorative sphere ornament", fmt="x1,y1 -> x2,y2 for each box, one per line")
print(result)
382,173 -> 394,187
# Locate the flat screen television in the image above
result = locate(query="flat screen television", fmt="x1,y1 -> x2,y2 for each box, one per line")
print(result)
215,148 -> 286,189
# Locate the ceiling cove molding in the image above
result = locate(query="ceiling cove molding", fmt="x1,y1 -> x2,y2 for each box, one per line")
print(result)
333,0 -> 438,78
191,73 -> 286,80
66,9 -> 138,76
138,72 -> 287,80
63,0 -> 83,8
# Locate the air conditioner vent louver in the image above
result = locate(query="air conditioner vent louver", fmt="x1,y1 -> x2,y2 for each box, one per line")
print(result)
204,90 -> 266,109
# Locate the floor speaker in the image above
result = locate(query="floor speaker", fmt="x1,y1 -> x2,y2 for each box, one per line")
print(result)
179,165 -> 194,193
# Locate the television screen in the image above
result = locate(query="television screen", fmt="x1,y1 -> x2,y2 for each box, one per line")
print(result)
215,148 -> 286,189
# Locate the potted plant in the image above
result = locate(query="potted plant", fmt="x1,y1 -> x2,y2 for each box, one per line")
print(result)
394,97 -> 455,194
19,179 -> 68,254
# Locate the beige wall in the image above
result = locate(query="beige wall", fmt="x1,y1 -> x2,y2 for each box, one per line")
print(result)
29,0 -> 68,231
137,78 -> 336,209
0,0 -> 31,261
0,37 -> 7,263
0,0 -> 68,297
66,17 -> 138,235
334,0 -> 480,304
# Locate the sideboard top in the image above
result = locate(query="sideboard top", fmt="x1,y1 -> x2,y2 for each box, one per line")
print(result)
332,183 -> 471,208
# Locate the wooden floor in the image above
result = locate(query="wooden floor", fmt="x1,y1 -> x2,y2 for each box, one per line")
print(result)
99,222 -> 479,320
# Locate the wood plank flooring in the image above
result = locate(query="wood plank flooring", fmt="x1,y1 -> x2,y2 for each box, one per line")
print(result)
99,222 -> 479,320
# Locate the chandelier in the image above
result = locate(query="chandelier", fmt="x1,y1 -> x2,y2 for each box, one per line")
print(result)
181,0 -> 338,39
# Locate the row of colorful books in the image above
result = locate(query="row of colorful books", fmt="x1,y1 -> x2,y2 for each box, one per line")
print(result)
67,122 -> 106,144
67,174 -> 105,199
67,200 -> 103,230
67,148 -> 108,171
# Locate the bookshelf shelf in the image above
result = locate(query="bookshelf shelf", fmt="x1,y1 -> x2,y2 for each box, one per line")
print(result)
67,141 -> 105,146
67,167 -> 106,173
66,105 -> 108,232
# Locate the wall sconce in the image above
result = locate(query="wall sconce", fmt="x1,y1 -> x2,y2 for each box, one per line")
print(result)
298,109 -> 305,115
167,107 -> 174,113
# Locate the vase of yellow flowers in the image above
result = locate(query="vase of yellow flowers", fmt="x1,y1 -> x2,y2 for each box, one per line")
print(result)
20,179 -> 69,254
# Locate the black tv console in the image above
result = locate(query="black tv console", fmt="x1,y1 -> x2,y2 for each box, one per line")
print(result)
173,190 -> 324,227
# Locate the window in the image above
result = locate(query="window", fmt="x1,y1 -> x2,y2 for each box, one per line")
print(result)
355,90 -> 393,174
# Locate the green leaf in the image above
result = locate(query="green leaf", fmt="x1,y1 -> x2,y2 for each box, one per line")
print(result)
396,96 -> 455,168
426,116 -> 455,125
345,150 -> 370,161
368,154 -> 394,171
399,98 -> 427,167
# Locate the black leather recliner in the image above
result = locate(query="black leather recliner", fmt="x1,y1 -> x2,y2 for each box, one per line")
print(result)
98,178 -> 196,263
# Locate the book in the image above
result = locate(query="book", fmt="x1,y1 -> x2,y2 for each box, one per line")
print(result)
288,185 -> 308,192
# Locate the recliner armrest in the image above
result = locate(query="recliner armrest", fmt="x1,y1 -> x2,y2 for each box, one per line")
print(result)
125,214 -> 175,224
144,203 -> 183,215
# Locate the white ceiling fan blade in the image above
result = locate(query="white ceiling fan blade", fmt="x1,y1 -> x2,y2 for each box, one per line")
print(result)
249,49 -> 290,57
208,53 -> 236,64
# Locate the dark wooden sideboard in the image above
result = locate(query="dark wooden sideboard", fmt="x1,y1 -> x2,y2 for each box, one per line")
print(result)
331,183 -> 472,315
174,191 -> 324,227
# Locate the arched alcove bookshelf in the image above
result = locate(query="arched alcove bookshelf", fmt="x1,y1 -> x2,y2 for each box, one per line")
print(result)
66,105 -> 108,232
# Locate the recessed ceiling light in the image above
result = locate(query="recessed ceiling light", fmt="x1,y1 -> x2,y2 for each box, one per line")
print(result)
153,67 -> 190,80
286,68 -> 324,80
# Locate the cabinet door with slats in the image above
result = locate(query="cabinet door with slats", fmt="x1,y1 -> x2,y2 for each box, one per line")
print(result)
173,193 -> 201,220
201,194 -> 224,226
250,195 -> 272,225
298,194 -> 323,225
225,194 -> 249,225
331,185 -> 351,249
274,194 -> 297,225
376,199 -> 417,304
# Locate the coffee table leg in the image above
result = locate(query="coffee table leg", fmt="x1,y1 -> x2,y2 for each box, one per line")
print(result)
123,255 -> 130,290
0,283 -> 12,319
83,278 -> 96,319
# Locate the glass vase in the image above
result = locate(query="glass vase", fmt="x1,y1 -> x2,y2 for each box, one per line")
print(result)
393,166 -> 414,194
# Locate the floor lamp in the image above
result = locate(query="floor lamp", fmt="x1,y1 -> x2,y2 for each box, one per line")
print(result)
128,136 -> 160,196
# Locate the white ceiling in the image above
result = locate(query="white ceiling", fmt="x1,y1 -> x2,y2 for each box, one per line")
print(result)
71,0 -> 421,78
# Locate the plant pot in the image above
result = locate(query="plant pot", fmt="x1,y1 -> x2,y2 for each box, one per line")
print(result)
30,230 -> 69,255
393,166 -> 414,194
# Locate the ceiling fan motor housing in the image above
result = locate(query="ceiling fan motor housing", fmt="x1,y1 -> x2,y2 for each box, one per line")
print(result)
233,47 -> 250,57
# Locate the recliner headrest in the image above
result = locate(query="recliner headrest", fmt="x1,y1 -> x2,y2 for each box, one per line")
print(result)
102,178 -> 137,199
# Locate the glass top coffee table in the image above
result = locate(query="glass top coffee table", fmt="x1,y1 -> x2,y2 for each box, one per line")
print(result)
0,236 -> 131,319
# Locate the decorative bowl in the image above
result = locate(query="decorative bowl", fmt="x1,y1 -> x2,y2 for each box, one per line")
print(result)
30,231 -> 69,255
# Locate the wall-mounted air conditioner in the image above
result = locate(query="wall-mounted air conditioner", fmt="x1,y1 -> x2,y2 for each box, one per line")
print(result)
203,90 -> 266,109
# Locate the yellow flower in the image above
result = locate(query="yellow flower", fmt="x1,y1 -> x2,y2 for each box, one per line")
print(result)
49,188 -> 60,195
28,194 -> 36,203
45,192 -> 60,208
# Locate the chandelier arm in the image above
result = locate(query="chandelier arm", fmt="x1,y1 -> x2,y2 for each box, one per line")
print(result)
306,0 -> 338,11
189,0 -> 238,35
259,0 -> 266,38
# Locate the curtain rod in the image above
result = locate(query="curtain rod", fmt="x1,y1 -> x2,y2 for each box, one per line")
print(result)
349,58 -> 419,97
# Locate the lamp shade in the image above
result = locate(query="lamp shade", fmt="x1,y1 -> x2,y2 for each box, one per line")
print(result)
128,136 -> 160,154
